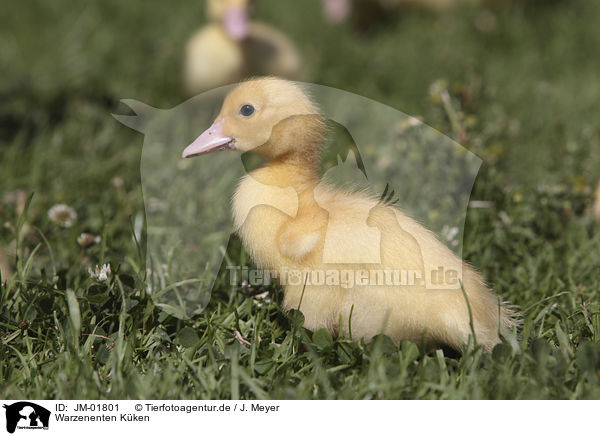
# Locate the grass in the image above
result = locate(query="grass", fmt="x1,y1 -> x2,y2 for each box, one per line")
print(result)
1,0 -> 600,399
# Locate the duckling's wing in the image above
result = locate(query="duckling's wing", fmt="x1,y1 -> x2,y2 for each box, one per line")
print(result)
278,209 -> 328,261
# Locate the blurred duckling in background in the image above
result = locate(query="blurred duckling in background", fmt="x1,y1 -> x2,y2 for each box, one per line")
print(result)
182,77 -> 519,352
183,0 -> 302,95
323,0 -> 461,27
323,0 -> 514,32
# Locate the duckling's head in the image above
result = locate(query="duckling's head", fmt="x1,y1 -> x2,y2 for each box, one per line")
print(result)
208,0 -> 250,40
183,77 -> 326,163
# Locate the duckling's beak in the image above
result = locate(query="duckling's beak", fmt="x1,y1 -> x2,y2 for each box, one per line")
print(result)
223,6 -> 250,41
182,119 -> 235,158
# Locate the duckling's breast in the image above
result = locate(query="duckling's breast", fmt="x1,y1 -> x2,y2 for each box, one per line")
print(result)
232,174 -> 299,269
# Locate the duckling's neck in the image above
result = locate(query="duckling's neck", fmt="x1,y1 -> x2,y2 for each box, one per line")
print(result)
249,112 -> 327,197
249,156 -> 321,195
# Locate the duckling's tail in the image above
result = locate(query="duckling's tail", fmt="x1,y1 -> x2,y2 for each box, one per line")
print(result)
498,299 -> 522,347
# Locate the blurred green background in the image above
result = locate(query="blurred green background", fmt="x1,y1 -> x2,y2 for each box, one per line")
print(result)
1,0 -> 600,399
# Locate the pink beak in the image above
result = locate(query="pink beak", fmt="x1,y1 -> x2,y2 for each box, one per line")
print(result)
223,6 -> 250,41
182,119 -> 235,158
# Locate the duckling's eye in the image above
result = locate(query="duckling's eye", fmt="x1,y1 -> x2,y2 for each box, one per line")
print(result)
239,104 -> 255,117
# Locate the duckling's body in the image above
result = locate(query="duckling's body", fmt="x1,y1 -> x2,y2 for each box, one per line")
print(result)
241,23 -> 301,82
183,77 -> 519,351
183,0 -> 301,95
185,25 -> 245,94
233,161 -> 512,350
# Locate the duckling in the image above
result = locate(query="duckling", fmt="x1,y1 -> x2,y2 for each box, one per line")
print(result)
183,0 -> 302,95
182,77 -> 519,351
323,0 -> 462,28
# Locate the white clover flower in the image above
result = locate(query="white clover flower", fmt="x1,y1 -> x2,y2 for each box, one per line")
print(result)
88,264 -> 111,282
97,264 -> 111,281
77,233 -> 101,248
48,204 -> 77,228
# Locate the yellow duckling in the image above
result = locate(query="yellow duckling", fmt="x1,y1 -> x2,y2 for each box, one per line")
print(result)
183,0 -> 301,95
182,77 -> 519,351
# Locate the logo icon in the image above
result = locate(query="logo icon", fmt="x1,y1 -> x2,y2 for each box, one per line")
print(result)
2,402 -> 50,434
